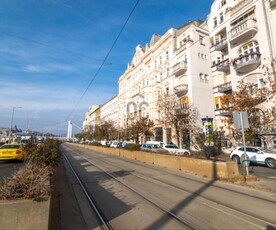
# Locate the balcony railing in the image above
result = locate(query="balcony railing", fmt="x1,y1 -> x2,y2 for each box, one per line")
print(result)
212,58 -> 230,73
233,52 -> 261,73
215,81 -> 232,94
211,39 -> 228,51
173,61 -> 187,77
215,109 -> 231,117
174,84 -> 188,97
229,18 -> 258,45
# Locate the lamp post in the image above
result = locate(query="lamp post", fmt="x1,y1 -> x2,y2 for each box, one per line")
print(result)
8,106 -> 21,143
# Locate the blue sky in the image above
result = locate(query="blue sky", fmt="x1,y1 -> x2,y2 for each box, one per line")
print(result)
0,0 -> 213,135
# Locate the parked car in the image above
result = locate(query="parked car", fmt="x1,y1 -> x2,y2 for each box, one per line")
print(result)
0,143 -> 24,162
116,142 -> 123,148
162,144 -> 190,156
110,141 -> 119,148
140,144 -> 168,153
122,141 -> 135,147
230,146 -> 276,168
145,141 -> 165,148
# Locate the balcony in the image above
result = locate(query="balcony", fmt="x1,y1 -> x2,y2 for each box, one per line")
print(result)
174,84 -> 188,97
229,18 -> 258,45
173,61 -> 187,77
230,0 -> 253,16
216,81 -> 232,94
213,39 -> 228,51
215,109 -> 231,117
233,52 -> 261,73
212,59 -> 230,73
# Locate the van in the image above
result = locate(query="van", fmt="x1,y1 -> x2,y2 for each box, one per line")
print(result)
145,141 -> 164,147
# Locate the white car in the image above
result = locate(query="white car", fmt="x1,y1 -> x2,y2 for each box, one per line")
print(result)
162,144 -> 190,156
110,141 -> 119,148
230,146 -> 276,168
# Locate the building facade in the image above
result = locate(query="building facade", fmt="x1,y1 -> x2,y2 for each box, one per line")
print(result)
100,95 -> 119,128
207,0 -> 276,147
82,105 -> 100,132
118,21 -> 215,145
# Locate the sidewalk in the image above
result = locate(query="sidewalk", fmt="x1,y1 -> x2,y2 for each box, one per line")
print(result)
219,153 -> 276,193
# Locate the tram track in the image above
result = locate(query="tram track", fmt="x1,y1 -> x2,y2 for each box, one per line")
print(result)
62,146 -> 200,229
61,144 -> 276,229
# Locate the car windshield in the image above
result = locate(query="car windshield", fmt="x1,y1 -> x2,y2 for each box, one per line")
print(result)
0,145 -> 20,149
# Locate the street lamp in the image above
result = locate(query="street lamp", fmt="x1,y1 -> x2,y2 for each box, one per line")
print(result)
8,106 -> 22,143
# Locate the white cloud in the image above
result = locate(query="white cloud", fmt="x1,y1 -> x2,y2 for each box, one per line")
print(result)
22,64 -> 76,73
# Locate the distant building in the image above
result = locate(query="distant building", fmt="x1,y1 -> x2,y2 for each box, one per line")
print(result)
82,105 -> 100,132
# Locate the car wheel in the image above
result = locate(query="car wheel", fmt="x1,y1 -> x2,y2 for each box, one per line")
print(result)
232,155 -> 240,164
265,158 -> 276,169
184,151 -> 189,156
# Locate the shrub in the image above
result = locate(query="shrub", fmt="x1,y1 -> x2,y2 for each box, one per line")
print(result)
23,139 -> 62,167
0,163 -> 53,201
124,143 -> 140,151
0,138 -> 62,201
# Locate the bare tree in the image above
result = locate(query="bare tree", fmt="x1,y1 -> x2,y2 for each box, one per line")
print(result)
128,117 -> 154,143
157,92 -> 199,147
93,121 -> 118,141
221,60 -> 276,143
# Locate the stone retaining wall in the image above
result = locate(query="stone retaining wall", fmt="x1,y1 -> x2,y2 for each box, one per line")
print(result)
73,143 -> 239,179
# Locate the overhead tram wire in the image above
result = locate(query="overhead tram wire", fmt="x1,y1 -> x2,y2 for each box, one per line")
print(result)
67,0 -> 141,120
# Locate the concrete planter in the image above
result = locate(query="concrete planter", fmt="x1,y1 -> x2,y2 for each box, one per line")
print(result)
0,198 -> 50,230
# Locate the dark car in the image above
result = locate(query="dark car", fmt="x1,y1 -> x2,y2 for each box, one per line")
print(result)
116,142 -> 123,148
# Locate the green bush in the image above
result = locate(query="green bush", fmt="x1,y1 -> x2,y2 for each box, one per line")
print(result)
124,143 -> 140,151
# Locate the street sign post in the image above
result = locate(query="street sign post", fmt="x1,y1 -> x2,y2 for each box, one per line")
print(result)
233,111 -> 249,176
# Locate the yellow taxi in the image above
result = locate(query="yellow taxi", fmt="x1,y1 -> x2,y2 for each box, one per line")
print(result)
0,143 -> 24,161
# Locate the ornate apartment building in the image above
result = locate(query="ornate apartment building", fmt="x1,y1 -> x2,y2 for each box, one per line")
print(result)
83,0 -> 275,147
118,21 -> 215,144
207,0 -> 276,146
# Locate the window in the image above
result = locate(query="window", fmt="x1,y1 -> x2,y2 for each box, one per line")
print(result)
221,0 -> 226,7
199,73 -> 205,83
199,73 -> 209,83
159,56 -> 162,64
166,51 -> 169,60
184,54 -> 187,62
199,35 -> 204,45
220,12 -> 224,23
213,17 -> 217,28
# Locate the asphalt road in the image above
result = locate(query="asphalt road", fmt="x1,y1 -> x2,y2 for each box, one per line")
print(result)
56,143 -> 276,229
0,161 -> 23,179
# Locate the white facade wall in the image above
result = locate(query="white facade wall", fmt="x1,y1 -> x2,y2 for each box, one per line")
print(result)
118,21 -> 214,144
100,95 -> 119,128
87,105 -> 100,131
82,105 -> 98,131
207,0 -> 275,131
